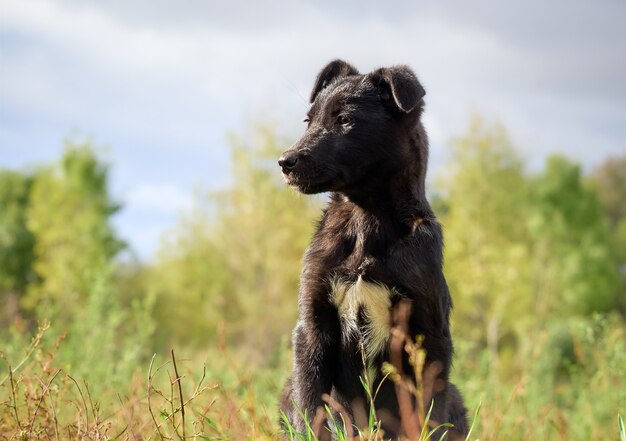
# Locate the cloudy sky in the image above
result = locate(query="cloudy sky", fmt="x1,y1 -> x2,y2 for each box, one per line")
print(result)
1,0 -> 625,259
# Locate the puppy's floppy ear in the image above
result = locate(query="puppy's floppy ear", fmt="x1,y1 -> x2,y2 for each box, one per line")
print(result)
310,59 -> 359,103
371,65 -> 425,113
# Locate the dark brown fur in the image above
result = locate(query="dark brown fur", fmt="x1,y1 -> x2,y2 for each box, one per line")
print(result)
279,60 -> 467,439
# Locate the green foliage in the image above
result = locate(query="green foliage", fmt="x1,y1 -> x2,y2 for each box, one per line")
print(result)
529,155 -> 620,315
3,269 -> 155,397
441,118 -> 623,378
0,171 -> 35,293
23,141 -> 124,313
590,155 -> 626,229
57,268 -> 155,393
441,117 -> 532,363
590,155 -> 626,313
455,314 -> 626,440
0,170 -> 35,326
0,141 -> 153,432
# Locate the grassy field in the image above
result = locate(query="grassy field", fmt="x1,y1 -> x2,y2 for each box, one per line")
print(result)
1,316 -> 624,440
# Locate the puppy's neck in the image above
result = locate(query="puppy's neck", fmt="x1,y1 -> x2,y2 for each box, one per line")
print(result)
336,126 -> 433,231
333,178 -> 432,237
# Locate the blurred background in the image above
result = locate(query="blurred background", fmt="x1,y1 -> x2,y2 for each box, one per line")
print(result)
1,1 -> 625,439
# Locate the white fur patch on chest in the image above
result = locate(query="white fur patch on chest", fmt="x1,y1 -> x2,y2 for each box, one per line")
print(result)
330,276 -> 393,364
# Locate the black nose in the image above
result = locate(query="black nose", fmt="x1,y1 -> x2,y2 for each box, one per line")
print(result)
278,154 -> 299,172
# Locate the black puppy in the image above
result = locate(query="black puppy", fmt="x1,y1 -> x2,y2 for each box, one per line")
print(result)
279,60 -> 467,439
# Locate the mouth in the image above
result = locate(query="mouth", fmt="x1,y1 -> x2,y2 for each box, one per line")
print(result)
282,172 -> 336,194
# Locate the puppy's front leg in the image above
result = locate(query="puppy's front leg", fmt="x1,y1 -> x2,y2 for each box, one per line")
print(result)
290,302 -> 339,433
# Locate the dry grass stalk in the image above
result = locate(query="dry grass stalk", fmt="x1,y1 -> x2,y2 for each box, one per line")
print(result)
28,368 -> 61,439
171,349 -> 185,440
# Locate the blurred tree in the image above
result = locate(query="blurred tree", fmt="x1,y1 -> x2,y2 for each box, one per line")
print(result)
441,119 -> 623,377
149,213 -> 236,348
149,125 -> 319,353
528,155 -> 620,316
0,170 -> 35,325
590,155 -> 626,268
439,117 -> 532,370
23,142 -> 124,314
590,155 -> 626,228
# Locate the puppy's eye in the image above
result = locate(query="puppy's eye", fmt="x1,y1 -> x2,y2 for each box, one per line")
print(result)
337,115 -> 351,125
303,117 -> 310,124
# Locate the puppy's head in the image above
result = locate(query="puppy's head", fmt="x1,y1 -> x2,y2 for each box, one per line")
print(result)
279,59 -> 426,195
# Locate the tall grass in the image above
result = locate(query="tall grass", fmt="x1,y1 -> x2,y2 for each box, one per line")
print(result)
2,310 -> 623,439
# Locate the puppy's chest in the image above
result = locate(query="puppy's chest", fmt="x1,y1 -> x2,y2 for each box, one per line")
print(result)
329,276 -> 394,362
